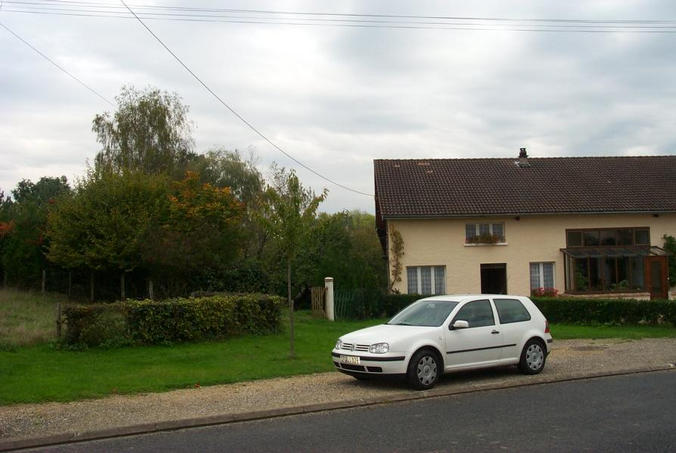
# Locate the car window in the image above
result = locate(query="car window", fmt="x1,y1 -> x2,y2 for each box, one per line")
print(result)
453,299 -> 495,328
494,298 -> 531,324
388,301 -> 459,327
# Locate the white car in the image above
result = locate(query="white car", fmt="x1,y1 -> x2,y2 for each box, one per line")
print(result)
332,295 -> 553,389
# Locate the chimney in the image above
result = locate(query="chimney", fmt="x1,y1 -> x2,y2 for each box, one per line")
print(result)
517,147 -> 530,168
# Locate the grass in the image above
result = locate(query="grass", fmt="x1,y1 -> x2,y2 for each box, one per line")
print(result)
0,291 -> 675,405
0,288 -> 67,347
0,311 -> 383,405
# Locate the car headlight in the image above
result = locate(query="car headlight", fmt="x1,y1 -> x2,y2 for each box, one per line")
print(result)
335,339 -> 342,350
369,342 -> 389,354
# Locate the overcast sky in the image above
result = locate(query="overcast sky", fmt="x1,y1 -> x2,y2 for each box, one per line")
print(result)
1,0 -> 675,213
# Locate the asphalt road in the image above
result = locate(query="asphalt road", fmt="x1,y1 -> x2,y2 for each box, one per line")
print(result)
30,371 -> 675,453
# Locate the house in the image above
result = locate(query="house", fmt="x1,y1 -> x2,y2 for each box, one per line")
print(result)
374,150 -> 676,300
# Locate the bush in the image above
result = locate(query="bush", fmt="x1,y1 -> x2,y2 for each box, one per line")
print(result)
63,294 -> 283,347
531,297 -> 676,326
333,291 -> 422,320
381,294 -> 421,317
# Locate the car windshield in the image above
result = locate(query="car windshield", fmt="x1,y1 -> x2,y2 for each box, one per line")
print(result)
387,300 -> 459,327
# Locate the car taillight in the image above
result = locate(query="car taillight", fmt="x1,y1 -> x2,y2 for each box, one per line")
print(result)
545,320 -> 550,334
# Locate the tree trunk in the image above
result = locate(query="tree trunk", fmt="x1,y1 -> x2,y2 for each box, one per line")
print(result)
120,272 -> 126,301
148,278 -> 154,300
41,269 -> 46,295
89,271 -> 95,302
68,271 -> 72,300
288,260 -> 295,358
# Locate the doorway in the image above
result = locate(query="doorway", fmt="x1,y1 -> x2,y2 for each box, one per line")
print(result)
645,256 -> 668,300
481,263 -> 507,294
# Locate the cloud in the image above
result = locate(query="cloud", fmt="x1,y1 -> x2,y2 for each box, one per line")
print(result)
1,0 -> 675,212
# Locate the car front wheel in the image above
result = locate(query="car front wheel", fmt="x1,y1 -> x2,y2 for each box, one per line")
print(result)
407,349 -> 440,390
519,339 -> 546,374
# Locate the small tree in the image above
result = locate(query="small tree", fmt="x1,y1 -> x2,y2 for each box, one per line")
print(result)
260,167 -> 327,358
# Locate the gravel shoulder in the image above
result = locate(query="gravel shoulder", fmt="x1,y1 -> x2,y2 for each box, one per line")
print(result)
1,338 -> 675,450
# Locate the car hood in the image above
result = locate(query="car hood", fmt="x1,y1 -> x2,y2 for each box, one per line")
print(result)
339,324 -> 436,346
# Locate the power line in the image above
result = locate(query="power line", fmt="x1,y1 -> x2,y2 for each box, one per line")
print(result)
0,20 -> 114,106
119,1 -> 373,197
3,1 -> 676,33
9,0 -> 676,25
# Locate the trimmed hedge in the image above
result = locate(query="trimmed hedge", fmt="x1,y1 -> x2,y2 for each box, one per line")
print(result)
63,294 -> 284,347
381,294 -> 420,317
340,293 -> 676,327
531,297 -> 676,326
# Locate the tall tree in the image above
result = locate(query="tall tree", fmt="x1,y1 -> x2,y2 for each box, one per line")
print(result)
92,86 -> 196,177
260,167 -> 327,358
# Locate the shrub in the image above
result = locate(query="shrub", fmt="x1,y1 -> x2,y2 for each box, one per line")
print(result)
380,294 -> 421,317
531,297 -> 676,326
63,294 -> 283,347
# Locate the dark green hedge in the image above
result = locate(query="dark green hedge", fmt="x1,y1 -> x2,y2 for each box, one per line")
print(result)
63,294 -> 284,347
531,297 -> 676,326
381,294 -> 421,317
335,292 -> 676,326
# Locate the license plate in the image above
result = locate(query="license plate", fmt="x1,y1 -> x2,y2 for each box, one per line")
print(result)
340,355 -> 360,365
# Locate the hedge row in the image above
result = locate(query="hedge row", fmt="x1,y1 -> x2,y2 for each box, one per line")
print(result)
63,294 -> 284,347
531,297 -> 676,326
337,292 -> 675,327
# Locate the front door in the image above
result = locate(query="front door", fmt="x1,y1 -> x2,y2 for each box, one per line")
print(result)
645,256 -> 668,300
481,263 -> 507,294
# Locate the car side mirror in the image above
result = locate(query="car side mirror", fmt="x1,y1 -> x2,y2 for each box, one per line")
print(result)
451,320 -> 469,330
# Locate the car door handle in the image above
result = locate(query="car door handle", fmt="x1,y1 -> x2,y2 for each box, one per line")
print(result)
491,330 -> 500,334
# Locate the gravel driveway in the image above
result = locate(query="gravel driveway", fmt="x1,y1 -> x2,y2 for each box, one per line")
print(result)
1,338 -> 675,450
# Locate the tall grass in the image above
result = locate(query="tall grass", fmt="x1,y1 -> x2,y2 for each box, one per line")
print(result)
0,288 -> 67,347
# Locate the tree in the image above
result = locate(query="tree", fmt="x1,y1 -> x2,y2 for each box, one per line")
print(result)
0,177 -> 70,288
190,148 -> 263,206
189,149 -> 267,261
47,172 -> 169,300
294,211 -> 386,292
92,86 -> 196,177
259,167 -> 327,358
142,171 -> 245,289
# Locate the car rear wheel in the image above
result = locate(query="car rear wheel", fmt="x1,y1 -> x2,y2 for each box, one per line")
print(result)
519,339 -> 546,374
407,349 -> 440,390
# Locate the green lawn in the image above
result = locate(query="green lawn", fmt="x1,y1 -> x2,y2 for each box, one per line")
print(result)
0,308 -> 674,405
0,312 -> 382,405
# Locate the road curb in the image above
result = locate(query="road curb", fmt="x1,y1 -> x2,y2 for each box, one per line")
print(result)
1,364 -> 674,452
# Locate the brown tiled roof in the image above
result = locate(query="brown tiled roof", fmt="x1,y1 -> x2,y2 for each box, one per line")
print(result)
374,156 -> 676,218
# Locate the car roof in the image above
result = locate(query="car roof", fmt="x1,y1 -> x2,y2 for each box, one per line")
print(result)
416,294 -> 527,303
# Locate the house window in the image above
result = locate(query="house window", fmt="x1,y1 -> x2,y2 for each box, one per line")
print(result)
530,262 -> 555,291
465,223 -> 505,244
407,266 -> 445,295
565,227 -> 650,247
567,256 -> 644,292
